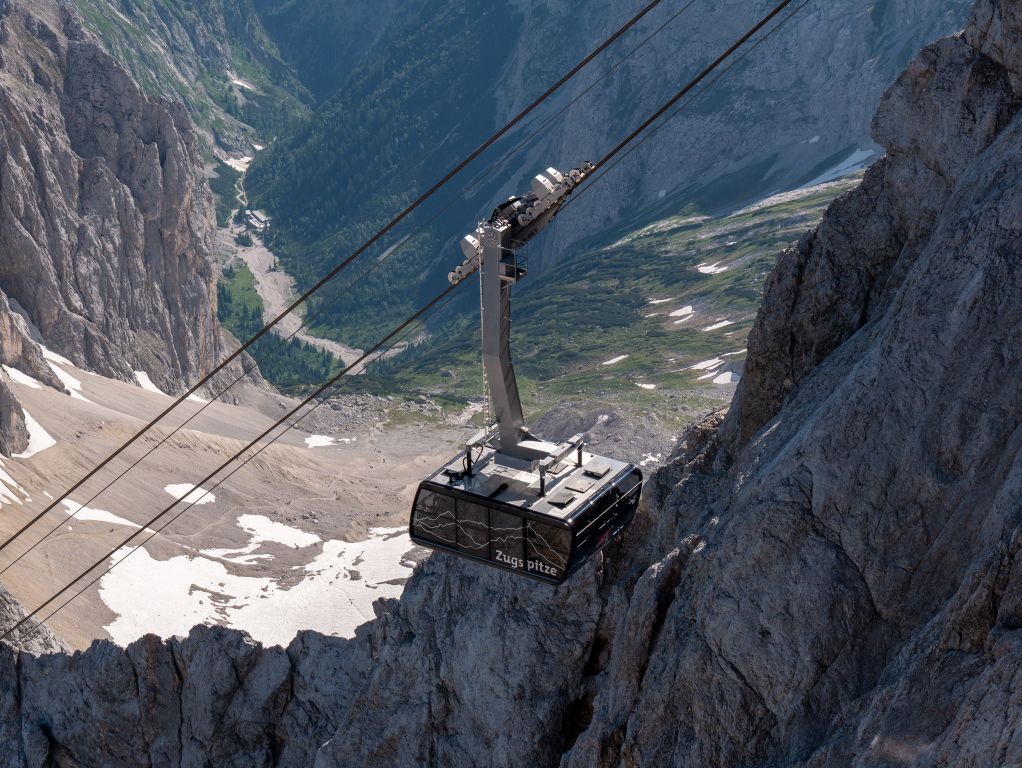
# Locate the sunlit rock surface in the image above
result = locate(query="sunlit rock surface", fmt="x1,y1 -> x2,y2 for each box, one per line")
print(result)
0,0 -> 232,452
0,1 -> 1020,766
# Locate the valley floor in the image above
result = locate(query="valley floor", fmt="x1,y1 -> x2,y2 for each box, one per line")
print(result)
218,225 -> 368,367
0,356 -> 465,649
0,162 -> 861,651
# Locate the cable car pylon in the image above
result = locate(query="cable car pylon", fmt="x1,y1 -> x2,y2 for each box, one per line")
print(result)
410,164 -> 642,583
2,0 -> 812,640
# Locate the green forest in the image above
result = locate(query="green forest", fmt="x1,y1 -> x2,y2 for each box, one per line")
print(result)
245,0 -> 527,348
217,263 -> 341,391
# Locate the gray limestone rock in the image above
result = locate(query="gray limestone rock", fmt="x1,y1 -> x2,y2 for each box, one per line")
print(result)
0,1 -> 1020,767
0,0 -> 237,450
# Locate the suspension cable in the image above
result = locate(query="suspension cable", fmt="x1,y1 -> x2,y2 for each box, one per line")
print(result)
0,250 -> 379,578
0,0 -> 702,574
0,281 -> 464,644
13,288 -> 466,647
564,0 -> 813,215
595,0 -> 793,171
460,0 -> 700,199
0,0 -> 668,557
4,0 -> 814,643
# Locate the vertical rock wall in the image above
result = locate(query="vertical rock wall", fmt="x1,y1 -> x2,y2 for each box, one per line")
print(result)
0,1 -> 227,423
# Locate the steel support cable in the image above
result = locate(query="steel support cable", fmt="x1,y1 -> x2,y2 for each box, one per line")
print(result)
0,0 -> 696,571
37,440 -> 642,645
5,0 -> 812,642
595,0 -> 793,172
0,0 -> 667,557
15,288 -> 467,646
0,241 -> 394,578
0,281 -> 465,644
562,0 -> 813,216
460,0 -> 700,199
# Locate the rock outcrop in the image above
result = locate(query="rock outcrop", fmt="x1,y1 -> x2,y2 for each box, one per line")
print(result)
0,0 -> 231,450
1,1 -> 1021,766
0,585 -> 66,656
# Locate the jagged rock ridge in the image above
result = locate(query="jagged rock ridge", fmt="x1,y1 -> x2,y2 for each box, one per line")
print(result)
0,0 -> 231,452
1,1 -> 1021,766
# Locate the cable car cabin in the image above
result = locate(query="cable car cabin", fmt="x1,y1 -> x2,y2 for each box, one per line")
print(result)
410,439 -> 642,585
410,162 -> 643,584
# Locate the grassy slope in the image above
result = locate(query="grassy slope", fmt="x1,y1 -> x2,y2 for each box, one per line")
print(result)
365,176 -> 860,429
75,0 -> 310,148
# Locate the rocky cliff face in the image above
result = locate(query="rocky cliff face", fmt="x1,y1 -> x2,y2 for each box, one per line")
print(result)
0,584 -> 66,656
1,1 -> 1020,765
0,0 -> 229,451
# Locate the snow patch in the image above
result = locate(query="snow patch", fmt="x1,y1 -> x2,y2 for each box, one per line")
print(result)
602,355 -> 629,366
186,394 -> 208,404
647,297 -> 675,305
304,435 -> 336,449
135,371 -> 168,396
636,382 -> 656,390
640,453 -> 662,468
202,514 -> 320,565
101,526 -> 418,647
703,320 -> 735,332
3,365 -> 41,389
62,500 -> 142,530
238,514 -> 320,548
0,460 -> 27,505
669,306 -> 695,319
13,411 -> 56,459
691,357 -> 725,371
713,371 -> 741,384
39,345 -> 74,367
697,263 -> 729,275
164,484 -> 216,506
48,362 -> 89,401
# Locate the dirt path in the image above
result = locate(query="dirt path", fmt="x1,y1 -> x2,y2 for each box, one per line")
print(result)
216,145 -> 407,372
219,227 -> 369,369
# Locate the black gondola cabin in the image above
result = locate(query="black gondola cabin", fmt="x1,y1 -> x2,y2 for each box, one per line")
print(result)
410,439 -> 642,585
